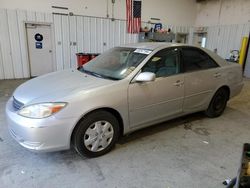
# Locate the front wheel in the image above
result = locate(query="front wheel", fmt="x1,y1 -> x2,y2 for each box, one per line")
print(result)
72,111 -> 120,158
205,88 -> 229,118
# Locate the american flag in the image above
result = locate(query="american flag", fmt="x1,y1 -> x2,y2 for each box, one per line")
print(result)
126,0 -> 142,33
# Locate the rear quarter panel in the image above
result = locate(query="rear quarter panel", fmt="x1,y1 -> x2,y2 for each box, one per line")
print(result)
222,62 -> 243,98
203,48 -> 243,99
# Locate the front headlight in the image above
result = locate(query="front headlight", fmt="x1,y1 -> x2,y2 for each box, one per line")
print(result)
18,102 -> 67,119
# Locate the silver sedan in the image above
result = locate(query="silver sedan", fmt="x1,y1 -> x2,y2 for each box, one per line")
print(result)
6,43 -> 243,157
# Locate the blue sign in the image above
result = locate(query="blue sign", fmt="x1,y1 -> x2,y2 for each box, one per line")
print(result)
35,42 -> 43,49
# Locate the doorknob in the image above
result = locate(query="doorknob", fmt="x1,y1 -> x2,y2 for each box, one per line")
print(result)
49,50 -> 52,53
214,72 -> 221,78
173,80 -> 184,87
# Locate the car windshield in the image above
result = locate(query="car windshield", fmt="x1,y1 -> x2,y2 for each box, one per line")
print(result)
79,47 -> 151,80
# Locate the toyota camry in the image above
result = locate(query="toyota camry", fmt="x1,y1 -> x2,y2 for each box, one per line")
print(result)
6,43 -> 243,157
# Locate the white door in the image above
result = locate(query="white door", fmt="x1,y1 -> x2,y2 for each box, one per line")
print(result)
26,23 -> 53,77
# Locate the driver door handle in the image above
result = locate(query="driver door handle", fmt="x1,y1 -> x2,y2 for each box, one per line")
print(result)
173,80 -> 184,87
214,72 -> 221,78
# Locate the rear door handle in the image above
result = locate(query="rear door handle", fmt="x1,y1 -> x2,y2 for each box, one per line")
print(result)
173,80 -> 184,87
214,72 -> 221,78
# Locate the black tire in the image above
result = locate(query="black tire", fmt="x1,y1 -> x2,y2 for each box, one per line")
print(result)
205,88 -> 229,118
72,110 -> 120,158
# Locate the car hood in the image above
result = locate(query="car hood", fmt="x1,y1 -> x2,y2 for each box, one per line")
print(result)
13,69 -> 115,104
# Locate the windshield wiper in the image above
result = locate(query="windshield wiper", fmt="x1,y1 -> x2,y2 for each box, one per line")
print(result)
79,68 -> 120,80
99,74 -> 120,80
81,69 -> 100,78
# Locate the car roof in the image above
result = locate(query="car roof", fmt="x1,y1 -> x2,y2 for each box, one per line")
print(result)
120,42 -> 191,50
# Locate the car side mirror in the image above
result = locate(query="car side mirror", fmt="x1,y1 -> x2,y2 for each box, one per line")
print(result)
135,72 -> 156,82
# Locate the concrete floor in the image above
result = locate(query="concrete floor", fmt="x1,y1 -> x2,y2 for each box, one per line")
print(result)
0,79 -> 250,188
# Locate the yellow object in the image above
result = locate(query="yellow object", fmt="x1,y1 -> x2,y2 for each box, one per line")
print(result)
239,37 -> 249,66
247,162 -> 250,175
247,168 -> 250,176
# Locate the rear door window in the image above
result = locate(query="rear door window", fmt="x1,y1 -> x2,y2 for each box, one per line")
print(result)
181,47 -> 219,72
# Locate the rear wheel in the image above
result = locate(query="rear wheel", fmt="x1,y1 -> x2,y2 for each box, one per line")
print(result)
205,88 -> 229,118
72,111 -> 119,158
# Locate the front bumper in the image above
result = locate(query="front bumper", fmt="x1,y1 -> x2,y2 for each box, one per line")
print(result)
5,98 -> 78,152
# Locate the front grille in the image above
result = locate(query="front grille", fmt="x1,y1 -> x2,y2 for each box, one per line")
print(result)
13,97 -> 24,111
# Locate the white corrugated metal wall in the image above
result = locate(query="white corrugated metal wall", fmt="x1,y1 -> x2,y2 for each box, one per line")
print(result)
0,8 -> 194,80
0,9 -> 140,79
0,9 -> 54,79
2,8 -> 249,80
53,14 -> 141,71
206,24 -> 250,59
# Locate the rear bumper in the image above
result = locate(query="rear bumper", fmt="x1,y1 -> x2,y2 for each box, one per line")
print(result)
5,98 -> 77,152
